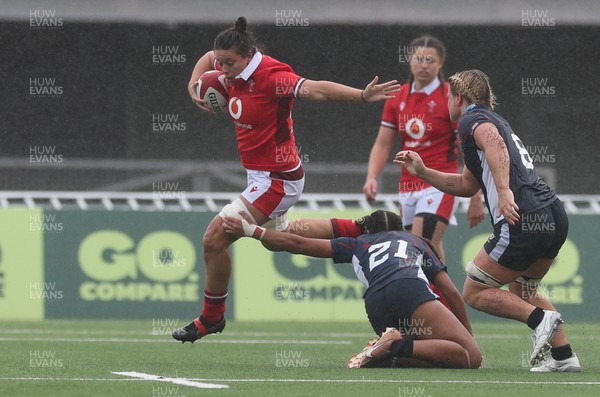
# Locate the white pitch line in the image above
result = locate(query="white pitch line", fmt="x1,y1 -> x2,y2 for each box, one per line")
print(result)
0,377 -> 141,381
112,371 -> 228,389
190,378 -> 600,386
0,376 -> 598,386
0,337 -> 350,345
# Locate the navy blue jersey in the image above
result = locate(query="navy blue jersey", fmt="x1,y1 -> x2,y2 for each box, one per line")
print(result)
331,230 -> 446,299
458,106 -> 556,224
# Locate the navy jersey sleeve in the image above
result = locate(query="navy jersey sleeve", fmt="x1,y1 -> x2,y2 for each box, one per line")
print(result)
458,109 -> 494,143
330,237 -> 357,264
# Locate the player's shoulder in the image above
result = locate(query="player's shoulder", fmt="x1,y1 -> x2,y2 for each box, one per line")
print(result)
258,54 -> 295,74
458,107 -> 494,135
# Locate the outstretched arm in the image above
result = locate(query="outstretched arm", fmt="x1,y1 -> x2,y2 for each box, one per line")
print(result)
222,216 -> 333,258
286,218 -> 334,238
393,150 -> 480,197
298,76 -> 400,102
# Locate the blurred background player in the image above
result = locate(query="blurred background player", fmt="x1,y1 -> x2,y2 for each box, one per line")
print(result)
362,35 -> 485,264
172,17 -> 400,343
395,69 -> 580,372
222,210 -> 481,369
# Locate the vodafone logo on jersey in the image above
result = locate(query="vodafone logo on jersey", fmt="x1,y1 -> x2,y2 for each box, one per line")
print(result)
404,118 -> 426,139
229,97 -> 242,119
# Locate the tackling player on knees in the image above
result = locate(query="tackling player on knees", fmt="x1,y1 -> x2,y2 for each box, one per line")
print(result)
395,69 -> 580,372
286,213 -> 453,311
222,210 -> 482,369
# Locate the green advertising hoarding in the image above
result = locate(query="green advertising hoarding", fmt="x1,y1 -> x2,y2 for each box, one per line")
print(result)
42,210 -> 222,319
234,210 -> 369,322
0,207 -> 596,321
0,208 -> 45,320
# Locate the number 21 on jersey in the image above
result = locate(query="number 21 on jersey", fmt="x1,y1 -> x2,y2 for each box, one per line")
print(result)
368,240 -> 409,271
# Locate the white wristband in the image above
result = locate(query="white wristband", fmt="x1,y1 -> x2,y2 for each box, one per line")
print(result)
241,218 -> 266,240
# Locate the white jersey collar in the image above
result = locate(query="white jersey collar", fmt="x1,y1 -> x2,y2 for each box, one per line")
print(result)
237,51 -> 263,81
411,77 -> 441,95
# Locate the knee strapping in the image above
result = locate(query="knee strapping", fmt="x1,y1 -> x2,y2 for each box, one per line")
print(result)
465,261 -> 504,288
219,198 -> 258,224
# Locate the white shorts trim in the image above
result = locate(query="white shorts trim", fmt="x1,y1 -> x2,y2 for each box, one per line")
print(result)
399,186 -> 458,226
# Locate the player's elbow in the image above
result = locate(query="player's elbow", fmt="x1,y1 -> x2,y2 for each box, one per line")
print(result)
455,180 -> 480,197
464,184 -> 480,198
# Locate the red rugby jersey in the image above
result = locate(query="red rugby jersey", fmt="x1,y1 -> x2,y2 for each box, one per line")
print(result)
381,79 -> 458,192
214,52 -> 305,171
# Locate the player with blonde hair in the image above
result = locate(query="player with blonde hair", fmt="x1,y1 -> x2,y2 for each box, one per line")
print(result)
395,69 -> 580,372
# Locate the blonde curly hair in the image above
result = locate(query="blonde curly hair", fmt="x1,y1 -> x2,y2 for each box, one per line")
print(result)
448,69 -> 497,111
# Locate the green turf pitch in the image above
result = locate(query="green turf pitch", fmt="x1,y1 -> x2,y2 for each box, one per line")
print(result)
0,320 -> 598,397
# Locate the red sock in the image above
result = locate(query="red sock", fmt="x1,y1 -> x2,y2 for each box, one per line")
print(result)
200,290 -> 228,324
429,283 -> 450,310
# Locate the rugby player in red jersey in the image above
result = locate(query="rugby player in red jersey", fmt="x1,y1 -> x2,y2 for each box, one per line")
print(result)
173,17 -> 400,343
363,35 -> 485,264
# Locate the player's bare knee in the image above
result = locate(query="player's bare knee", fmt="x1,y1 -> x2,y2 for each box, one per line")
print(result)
202,223 -> 229,254
463,261 -> 504,307
462,287 -> 478,309
452,348 -> 471,369
469,347 -> 483,369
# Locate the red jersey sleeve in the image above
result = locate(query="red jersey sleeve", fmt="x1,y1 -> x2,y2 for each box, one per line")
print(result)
380,94 -> 399,130
267,71 -> 306,98
331,218 -> 362,238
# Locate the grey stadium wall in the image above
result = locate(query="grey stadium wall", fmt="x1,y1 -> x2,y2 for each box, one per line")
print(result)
3,22 -> 599,193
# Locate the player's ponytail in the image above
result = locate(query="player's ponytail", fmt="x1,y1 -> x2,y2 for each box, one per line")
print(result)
234,16 -> 247,33
448,69 -> 497,110
214,16 -> 264,57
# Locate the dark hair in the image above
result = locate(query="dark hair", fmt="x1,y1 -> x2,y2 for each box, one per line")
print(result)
355,210 -> 403,234
406,35 -> 446,94
214,17 -> 263,56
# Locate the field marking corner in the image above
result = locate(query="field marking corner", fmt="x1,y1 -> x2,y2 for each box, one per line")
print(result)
112,371 -> 229,389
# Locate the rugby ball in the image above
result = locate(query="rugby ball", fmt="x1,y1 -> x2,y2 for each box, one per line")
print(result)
196,71 -> 229,115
